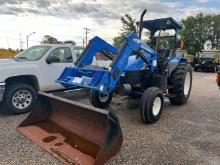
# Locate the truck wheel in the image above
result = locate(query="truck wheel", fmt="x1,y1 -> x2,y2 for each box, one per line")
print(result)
4,83 -> 37,115
89,89 -> 113,108
168,62 -> 192,105
140,87 -> 164,123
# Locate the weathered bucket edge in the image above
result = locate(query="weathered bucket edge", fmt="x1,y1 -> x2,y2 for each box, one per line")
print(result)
94,112 -> 123,165
37,92 -> 109,115
17,91 -> 123,165
18,91 -> 109,127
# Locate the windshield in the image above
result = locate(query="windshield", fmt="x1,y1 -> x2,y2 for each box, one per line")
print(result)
199,53 -> 215,59
155,36 -> 175,50
15,46 -> 51,61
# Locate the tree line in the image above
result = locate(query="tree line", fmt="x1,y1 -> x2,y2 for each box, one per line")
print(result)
181,14 -> 220,55
40,35 -> 76,45
0,48 -> 20,58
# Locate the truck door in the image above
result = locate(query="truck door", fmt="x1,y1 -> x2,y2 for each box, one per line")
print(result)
43,47 -> 74,91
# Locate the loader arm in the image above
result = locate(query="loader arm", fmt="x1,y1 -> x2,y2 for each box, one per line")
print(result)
57,33 -> 158,94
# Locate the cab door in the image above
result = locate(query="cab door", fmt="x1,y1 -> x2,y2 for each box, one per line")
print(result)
42,47 -> 74,91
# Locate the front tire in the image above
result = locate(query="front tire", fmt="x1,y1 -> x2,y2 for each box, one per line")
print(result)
168,62 -> 192,105
89,89 -> 113,108
140,87 -> 164,123
4,83 -> 37,115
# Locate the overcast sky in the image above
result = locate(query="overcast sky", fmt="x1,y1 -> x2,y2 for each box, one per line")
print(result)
0,0 -> 219,49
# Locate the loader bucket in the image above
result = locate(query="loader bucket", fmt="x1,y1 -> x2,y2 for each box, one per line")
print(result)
17,92 -> 123,165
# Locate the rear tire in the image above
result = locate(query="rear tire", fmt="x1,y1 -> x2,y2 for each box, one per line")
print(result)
140,87 -> 164,123
4,83 -> 37,115
89,89 -> 113,108
168,62 -> 192,105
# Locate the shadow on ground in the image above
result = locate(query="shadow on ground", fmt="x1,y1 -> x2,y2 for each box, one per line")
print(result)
0,103 -> 10,116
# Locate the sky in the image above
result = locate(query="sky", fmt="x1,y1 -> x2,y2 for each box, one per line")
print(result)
0,0 -> 219,49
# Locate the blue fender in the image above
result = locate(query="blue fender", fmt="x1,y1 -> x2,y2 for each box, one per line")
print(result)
168,56 -> 187,77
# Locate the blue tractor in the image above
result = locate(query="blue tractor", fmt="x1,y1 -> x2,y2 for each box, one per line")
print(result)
18,10 -> 193,165
57,10 -> 192,123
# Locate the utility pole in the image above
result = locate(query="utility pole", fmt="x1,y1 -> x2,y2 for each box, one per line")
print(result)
19,33 -> 22,50
26,32 -> 35,48
83,38 -> 85,47
83,27 -> 90,46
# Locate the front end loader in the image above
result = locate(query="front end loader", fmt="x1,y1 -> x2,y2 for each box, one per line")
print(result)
18,10 -> 192,165
18,92 -> 122,165
57,10 -> 192,123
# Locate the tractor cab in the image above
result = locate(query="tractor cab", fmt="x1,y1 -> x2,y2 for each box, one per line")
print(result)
139,17 -> 182,57
138,16 -> 183,72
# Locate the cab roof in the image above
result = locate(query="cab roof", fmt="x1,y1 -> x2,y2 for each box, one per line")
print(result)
141,17 -> 182,33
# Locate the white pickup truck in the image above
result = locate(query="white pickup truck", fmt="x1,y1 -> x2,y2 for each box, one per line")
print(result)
0,44 -> 84,114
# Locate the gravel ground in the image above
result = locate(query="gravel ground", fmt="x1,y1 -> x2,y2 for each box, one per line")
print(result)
0,72 -> 220,165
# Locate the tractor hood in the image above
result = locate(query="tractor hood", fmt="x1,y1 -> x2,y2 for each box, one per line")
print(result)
124,55 -> 145,71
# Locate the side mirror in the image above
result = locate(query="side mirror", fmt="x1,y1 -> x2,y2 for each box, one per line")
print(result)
46,56 -> 60,64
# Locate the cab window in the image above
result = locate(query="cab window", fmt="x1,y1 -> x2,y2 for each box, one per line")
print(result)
48,47 -> 73,63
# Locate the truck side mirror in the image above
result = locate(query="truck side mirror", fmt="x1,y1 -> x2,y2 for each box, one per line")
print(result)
46,56 -> 60,64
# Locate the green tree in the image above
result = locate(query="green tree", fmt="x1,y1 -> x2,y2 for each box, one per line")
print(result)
213,15 -> 220,49
113,14 -> 137,47
180,13 -> 220,55
41,35 -> 58,44
120,14 -> 137,35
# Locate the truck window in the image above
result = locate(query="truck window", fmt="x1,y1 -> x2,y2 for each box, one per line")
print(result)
48,47 -> 73,63
15,46 -> 51,61
199,53 -> 214,59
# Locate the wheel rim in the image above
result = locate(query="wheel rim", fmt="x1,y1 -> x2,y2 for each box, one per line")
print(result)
152,97 -> 162,116
12,90 -> 32,110
99,93 -> 109,103
184,72 -> 191,96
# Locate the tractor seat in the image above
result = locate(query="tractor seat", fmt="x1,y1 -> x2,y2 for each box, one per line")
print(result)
157,49 -> 169,72
157,49 -> 169,58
